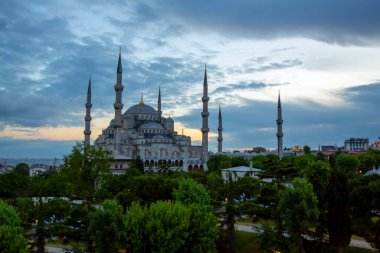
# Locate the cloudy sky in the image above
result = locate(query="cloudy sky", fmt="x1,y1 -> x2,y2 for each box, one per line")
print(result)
1,0 -> 380,158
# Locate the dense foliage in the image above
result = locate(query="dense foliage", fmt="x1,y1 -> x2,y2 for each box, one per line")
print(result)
0,146 -> 379,252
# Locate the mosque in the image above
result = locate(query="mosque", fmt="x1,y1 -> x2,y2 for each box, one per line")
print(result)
83,51 -> 224,172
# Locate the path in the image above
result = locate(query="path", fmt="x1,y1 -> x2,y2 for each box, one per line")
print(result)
235,223 -> 376,251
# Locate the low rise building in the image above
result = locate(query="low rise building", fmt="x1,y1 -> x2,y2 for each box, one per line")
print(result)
221,163 -> 261,181
344,138 -> 369,151
370,137 -> 380,150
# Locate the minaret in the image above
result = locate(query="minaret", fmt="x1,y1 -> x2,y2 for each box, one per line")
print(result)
84,77 -> 92,146
201,65 -> 209,166
276,92 -> 283,159
218,104 -> 223,153
113,49 -> 124,152
157,86 -> 162,118
114,48 -> 124,120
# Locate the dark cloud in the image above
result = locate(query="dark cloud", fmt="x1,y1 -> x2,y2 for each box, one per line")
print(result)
153,0 -> 380,45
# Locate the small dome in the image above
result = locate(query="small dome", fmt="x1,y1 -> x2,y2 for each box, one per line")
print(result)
140,122 -> 164,130
166,117 -> 174,122
125,104 -> 157,115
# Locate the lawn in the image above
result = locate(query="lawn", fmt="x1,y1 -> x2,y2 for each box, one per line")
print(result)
234,231 -> 377,253
233,231 -> 261,252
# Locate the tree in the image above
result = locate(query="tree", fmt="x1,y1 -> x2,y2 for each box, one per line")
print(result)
181,204 -> 218,253
207,155 -> 232,172
336,154 -> 360,178
218,173 -> 237,253
125,201 -> 190,253
358,151 -> 380,174
303,160 -> 331,244
350,174 -> 380,250
130,157 -> 144,173
293,154 -> 314,177
124,202 -> 146,253
174,178 -> 211,207
303,145 -> 311,155
205,172 -> 225,205
0,226 -> 28,253
130,174 -> 177,204
231,156 -> 248,167
14,163 -> 29,176
250,155 -> 267,170
0,200 -> 22,227
278,178 -> 319,253
0,170 -> 29,197
66,202 -> 95,252
61,142 -> 113,198
0,200 -> 28,253
327,170 -> 351,253
88,200 -> 124,253
256,182 -> 282,219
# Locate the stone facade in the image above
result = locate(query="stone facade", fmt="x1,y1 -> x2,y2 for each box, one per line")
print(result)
91,52 -> 210,171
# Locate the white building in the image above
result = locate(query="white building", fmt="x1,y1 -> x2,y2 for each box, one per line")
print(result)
29,166 -> 48,177
221,164 -> 262,181
344,138 -> 369,151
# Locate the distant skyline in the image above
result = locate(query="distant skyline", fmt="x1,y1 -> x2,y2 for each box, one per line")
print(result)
1,0 -> 380,158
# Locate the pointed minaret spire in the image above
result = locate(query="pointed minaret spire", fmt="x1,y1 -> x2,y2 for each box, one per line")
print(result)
113,49 -> 124,153
117,47 -> 122,74
157,85 -> 162,118
201,64 -> 209,168
218,104 -> 223,153
84,76 -> 92,146
276,91 -> 284,159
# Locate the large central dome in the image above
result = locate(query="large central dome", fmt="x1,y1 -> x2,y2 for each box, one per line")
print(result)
124,103 -> 157,115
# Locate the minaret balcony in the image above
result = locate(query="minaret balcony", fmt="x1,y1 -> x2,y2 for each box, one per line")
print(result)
201,112 -> 209,117
202,97 -> 209,102
276,133 -> 284,138
84,116 -> 92,121
113,102 -> 123,109
276,119 -> 283,124
201,127 -> 209,132
114,85 -> 124,92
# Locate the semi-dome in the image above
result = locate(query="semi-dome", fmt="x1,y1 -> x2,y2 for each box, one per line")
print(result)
124,103 -> 157,115
140,122 -> 164,130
